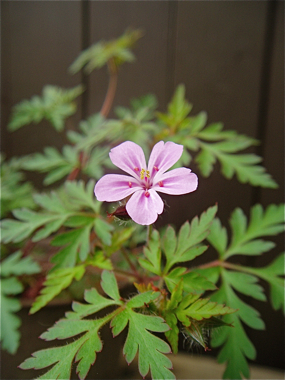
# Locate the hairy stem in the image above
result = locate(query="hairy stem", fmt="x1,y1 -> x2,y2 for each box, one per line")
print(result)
100,58 -> 118,118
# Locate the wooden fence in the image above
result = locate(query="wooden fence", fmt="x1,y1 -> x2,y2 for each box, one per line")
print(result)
2,0 -> 284,372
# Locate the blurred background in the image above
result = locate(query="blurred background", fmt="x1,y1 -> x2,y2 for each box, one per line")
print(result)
1,0 -> 284,377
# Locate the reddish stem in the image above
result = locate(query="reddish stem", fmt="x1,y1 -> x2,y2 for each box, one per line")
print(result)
100,59 -> 118,118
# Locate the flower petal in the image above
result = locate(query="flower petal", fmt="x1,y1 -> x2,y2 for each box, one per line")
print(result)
126,189 -> 164,225
94,174 -> 141,202
153,168 -> 198,195
109,141 -> 146,178
148,141 -> 183,177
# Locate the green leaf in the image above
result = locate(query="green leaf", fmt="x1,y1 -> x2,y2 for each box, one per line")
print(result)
94,218 -> 114,246
223,270 -> 266,301
30,266 -> 85,314
0,156 -> 36,218
111,302 -> 174,379
139,229 -> 161,275
248,253 -> 285,313
163,205 -> 217,272
226,204 -> 284,258
8,85 -> 84,131
20,272 -> 165,380
0,251 -> 41,277
175,292 -> 236,326
196,142 -> 278,188
210,271 -> 265,379
0,277 -> 23,354
69,28 -> 143,74
51,222 -> 93,267
165,267 -> 217,295
100,270 -> 121,303
22,145 -> 78,185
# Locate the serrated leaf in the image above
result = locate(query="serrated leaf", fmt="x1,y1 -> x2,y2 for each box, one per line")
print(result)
100,270 -> 121,302
197,142 -> 278,188
164,267 -> 217,295
225,204 -> 284,258
22,146 -> 78,185
248,253 -> 285,313
111,308 -> 174,380
30,266 -> 85,314
164,205 -> 217,272
8,85 -> 83,132
94,218 -> 113,246
139,229 -> 161,275
51,223 -> 93,268
176,292 -> 236,326
0,251 -> 41,277
69,28 -> 142,74
20,272 -> 162,380
210,271 -> 264,379
0,277 -> 23,354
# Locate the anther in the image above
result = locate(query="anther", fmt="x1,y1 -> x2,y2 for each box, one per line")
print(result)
134,167 -> 139,171
145,191 -> 150,198
154,166 -> 159,171
146,170 -> 150,178
140,168 -> 146,180
128,182 -> 132,188
159,181 -> 163,187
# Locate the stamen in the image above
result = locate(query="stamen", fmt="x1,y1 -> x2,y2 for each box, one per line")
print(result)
128,182 -> 132,188
159,181 -> 163,187
146,170 -> 150,178
145,191 -> 150,198
140,168 -> 146,180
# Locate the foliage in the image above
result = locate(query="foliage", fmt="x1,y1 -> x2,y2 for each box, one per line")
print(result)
0,251 -> 41,353
8,85 -> 84,132
1,29 -> 284,380
69,28 -> 143,74
156,85 -> 278,188
0,156 -> 36,218
194,204 -> 285,379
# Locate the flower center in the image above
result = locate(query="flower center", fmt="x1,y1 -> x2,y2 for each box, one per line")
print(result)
140,168 -> 150,180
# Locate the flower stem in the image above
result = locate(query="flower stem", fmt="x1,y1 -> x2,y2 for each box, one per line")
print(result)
100,58 -> 118,118
146,224 -> 153,245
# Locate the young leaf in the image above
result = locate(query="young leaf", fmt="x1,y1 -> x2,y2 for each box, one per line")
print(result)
164,267 -> 217,295
139,229 -> 161,275
30,265 -> 85,314
8,85 -> 84,131
163,205 -> 217,272
69,28 -> 143,74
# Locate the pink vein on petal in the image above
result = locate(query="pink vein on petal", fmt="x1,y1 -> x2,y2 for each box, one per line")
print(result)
153,168 -> 198,195
94,174 -> 140,202
126,189 -> 164,225
148,141 -> 183,177
109,141 -> 146,178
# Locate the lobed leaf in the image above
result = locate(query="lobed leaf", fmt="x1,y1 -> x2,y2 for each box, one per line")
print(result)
30,266 -> 85,314
163,205 -> 217,272
8,85 -> 83,132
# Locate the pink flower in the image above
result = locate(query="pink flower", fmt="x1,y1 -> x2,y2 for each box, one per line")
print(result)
94,141 -> 198,225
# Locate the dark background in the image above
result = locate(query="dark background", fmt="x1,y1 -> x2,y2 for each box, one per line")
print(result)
1,0 -> 284,376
